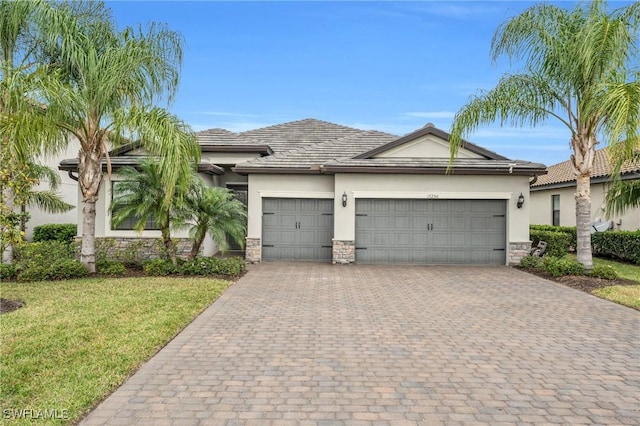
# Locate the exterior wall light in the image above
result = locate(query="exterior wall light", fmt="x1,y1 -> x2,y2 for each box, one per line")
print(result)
517,192 -> 525,209
342,191 -> 348,207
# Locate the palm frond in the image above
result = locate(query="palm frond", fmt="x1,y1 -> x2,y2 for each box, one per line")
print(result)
605,179 -> 640,217
25,190 -> 74,214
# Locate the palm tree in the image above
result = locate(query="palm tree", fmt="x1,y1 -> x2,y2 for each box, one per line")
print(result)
110,160 -> 186,266
182,178 -> 246,260
605,147 -> 640,217
449,0 -> 639,270
0,0 -> 73,263
30,3 -> 200,272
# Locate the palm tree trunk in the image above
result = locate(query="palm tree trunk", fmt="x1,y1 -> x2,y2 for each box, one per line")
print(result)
575,173 -> 593,271
80,196 -> 97,273
161,226 -> 177,266
1,186 -> 15,264
78,147 -> 103,273
189,234 -> 205,260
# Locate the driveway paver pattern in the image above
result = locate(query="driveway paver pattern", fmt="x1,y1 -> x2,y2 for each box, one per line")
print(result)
81,263 -> 639,425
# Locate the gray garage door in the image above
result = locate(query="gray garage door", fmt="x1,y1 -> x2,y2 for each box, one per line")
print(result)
262,198 -> 334,261
355,199 -> 506,265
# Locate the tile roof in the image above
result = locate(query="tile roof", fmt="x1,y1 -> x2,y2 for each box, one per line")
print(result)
73,118 -> 545,176
235,130 -> 397,170
531,147 -> 640,187
236,118 -> 365,153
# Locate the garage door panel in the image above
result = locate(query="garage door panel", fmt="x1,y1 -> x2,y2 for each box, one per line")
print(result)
449,217 -> 467,230
262,198 -> 333,261
355,199 -> 506,265
413,216 -> 429,228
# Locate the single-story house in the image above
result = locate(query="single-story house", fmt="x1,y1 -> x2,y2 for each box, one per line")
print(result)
530,148 -> 640,231
60,118 -> 547,265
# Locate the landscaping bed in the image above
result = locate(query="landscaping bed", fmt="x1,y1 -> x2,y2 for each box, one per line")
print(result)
518,266 -> 638,292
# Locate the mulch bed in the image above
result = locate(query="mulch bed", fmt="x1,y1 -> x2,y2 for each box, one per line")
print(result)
0,298 -> 25,315
518,267 -> 638,293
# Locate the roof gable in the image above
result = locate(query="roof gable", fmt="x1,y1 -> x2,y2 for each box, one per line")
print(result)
355,123 -> 509,160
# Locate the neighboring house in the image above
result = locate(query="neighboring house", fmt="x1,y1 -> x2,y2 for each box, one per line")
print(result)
59,118 -> 547,264
530,148 -> 640,231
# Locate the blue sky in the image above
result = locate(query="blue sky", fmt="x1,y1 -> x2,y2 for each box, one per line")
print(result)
107,1 -> 631,166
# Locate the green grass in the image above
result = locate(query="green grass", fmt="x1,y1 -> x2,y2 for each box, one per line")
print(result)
590,257 -> 640,283
593,285 -> 640,310
0,277 -> 232,425
566,254 -> 640,309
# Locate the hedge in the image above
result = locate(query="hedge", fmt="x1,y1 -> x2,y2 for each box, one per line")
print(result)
529,230 -> 571,257
32,224 -> 77,244
591,230 -> 640,265
530,225 -> 576,251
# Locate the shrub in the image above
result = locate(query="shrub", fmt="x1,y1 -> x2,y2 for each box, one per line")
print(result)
179,256 -> 246,277
32,224 -> 77,244
591,230 -> 640,265
143,259 -> 177,276
520,255 -> 543,270
216,257 -> 246,276
542,256 -> 584,277
14,241 -> 75,268
0,263 -> 17,280
97,259 -> 127,276
17,259 -> 88,282
530,230 -> 571,257
588,265 -> 618,280
530,225 -> 577,251
179,257 -> 219,276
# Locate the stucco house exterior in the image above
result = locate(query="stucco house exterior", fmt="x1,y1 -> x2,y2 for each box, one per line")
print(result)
25,139 -> 80,240
530,148 -> 640,231
59,118 -> 547,265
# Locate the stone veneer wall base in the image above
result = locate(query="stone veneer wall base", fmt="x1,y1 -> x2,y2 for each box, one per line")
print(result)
332,240 -> 355,264
80,237 -> 194,264
245,238 -> 261,263
508,241 -> 532,266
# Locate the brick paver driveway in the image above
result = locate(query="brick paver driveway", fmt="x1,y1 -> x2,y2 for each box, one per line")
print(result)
82,263 -> 639,425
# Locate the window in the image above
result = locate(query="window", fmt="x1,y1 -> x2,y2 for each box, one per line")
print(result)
552,194 -> 560,226
110,181 -> 159,231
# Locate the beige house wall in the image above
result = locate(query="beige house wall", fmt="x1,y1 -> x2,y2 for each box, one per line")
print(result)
373,134 -> 483,159
531,181 -> 640,231
333,174 -> 532,247
26,139 -> 80,240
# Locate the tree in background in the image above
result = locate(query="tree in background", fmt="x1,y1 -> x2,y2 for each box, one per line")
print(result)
0,0 -> 74,263
449,0 -> 639,270
6,1 -> 200,272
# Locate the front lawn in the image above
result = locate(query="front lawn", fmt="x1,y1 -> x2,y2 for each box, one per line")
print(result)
589,256 -> 640,283
0,277 -> 232,425
593,285 -> 640,310
563,254 -> 639,309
